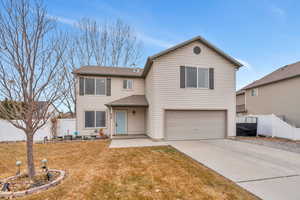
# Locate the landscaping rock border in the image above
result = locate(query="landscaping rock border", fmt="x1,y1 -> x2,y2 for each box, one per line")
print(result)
0,169 -> 65,199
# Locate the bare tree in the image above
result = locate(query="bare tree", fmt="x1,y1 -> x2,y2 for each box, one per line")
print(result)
61,18 -> 142,115
0,0 -> 66,179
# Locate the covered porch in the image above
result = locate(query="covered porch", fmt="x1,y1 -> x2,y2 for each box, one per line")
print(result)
106,95 -> 148,139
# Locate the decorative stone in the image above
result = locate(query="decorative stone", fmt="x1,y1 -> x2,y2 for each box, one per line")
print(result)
0,169 -> 65,198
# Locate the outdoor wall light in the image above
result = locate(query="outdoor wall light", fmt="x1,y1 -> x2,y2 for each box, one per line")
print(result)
132,110 -> 136,115
41,159 -> 48,172
16,160 -> 21,175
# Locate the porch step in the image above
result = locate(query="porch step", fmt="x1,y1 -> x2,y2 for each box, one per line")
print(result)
112,134 -> 148,140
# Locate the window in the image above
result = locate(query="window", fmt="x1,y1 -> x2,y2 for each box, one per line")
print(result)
81,77 -> 106,95
193,46 -> 201,54
186,67 -> 198,88
85,78 -> 95,95
85,111 -> 106,128
198,68 -> 209,88
85,111 -> 95,128
96,111 -> 106,127
123,80 -> 133,89
185,67 -> 209,88
96,79 -> 106,95
251,88 -> 258,96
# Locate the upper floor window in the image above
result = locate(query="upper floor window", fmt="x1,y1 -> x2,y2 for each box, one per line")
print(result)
185,66 -> 209,88
251,88 -> 258,96
79,77 -> 106,96
123,80 -> 133,89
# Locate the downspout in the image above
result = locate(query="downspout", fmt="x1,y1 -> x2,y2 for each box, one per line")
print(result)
110,106 -> 113,139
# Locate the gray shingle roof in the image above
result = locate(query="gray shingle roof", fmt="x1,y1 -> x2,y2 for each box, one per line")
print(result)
243,61 -> 300,90
73,66 -> 143,77
105,95 -> 148,107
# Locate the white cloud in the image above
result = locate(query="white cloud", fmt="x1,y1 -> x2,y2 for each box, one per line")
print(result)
270,5 -> 285,17
47,15 -> 77,26
48,14 -> 174,49
136,32 -> 174,48
236,58 -> 252,69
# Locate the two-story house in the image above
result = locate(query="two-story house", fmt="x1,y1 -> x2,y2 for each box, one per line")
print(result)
236,61 -> 300,127
74,36 -> 243,140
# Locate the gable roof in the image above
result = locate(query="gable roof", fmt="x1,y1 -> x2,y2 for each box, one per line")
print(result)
243,61 -> 300,90
73,66 -> 143,78
73,36 -> 243,78
142,35 -> 243,77
105,95 -> 148,107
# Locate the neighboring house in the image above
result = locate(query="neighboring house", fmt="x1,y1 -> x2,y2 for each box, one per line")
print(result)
236,61 -> 300,127
73,36 -> 243,140
0,100 -> 58,120
236,90 -> 246,115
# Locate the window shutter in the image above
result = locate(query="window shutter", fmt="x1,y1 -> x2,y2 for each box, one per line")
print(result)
180,66 -> 185,88
209,68 -> 214,89
106,77 -> 111,96
123,80 -> 127,89
79,77 -> 84,96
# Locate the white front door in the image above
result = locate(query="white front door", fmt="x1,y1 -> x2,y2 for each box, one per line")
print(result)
115,111 -> 127,134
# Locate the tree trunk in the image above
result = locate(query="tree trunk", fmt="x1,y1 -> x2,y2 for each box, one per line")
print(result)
26,134 -> 36,179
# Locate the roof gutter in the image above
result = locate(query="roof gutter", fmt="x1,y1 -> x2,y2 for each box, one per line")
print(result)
243,74 -> 300,90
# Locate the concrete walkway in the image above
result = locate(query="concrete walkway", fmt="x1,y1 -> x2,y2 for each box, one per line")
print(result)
169,139 -> 300,200
110,138 -> 168,148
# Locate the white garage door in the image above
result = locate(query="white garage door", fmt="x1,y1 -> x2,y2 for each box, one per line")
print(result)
165,110 -> 226,140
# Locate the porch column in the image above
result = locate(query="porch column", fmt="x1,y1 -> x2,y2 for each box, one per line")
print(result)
110,106 -> 113,139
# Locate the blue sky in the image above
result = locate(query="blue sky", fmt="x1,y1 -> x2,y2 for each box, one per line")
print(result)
45,0 -> 300,89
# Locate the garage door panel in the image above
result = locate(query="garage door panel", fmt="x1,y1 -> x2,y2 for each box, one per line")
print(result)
165,110 -> 226,140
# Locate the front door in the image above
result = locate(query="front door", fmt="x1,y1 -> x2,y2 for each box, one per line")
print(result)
115,111 -> 127,134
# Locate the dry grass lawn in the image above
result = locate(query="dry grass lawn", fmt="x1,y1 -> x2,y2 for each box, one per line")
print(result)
0,140 -> 259,200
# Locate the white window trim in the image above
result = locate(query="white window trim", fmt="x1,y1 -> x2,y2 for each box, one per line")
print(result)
123,79 -> 134,90
84,110 -> 107,129
185,66 -> 210,89
83,77 -> 106,96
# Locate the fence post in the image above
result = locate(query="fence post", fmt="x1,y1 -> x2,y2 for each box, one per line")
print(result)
271,114 -> 275,138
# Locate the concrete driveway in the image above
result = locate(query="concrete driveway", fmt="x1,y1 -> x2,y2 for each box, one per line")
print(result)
169,139 -> 300,200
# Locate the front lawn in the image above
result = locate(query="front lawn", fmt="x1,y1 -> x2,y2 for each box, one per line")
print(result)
0,140 -> 258,200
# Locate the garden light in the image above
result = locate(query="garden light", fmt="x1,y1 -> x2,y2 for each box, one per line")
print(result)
16,160 -> 21,175
41,159 -> 48,172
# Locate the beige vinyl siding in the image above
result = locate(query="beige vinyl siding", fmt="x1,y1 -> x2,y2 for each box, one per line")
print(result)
236,93 -> 245,105
147,41 -> 237,139
76,76 -> 145,135
111,107 -> 146,135
145,66 -> 155,138
245,77 -> 300,127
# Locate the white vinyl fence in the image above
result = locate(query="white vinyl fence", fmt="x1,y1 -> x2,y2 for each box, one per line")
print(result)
57,118 -> 76,137
0,120 -> 51,142
0,118 -> 76,142
238,114 -> 300,140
